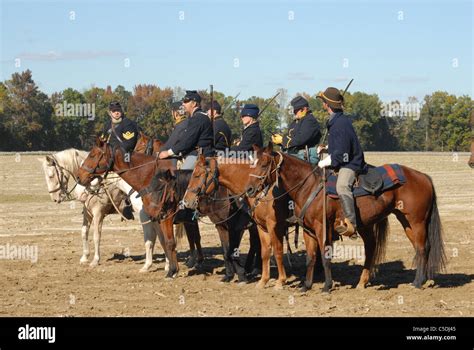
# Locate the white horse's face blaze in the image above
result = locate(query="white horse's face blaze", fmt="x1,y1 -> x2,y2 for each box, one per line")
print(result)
40,158 -> 62,202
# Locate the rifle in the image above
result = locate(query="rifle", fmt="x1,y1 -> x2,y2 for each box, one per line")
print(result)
257,91 -> 281,118
221,92 -> 241,115
210,84 -> 215,148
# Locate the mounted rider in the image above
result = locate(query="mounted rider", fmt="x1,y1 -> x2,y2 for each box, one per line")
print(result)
230,103 -> 263,153
316,87 -> 366,237
101,101 -> 139,159
158,90 -> 214,169
100,101 -> 138,219
160,101 -> 188,168
207,100 -> 232,152
271,95 -> 321,164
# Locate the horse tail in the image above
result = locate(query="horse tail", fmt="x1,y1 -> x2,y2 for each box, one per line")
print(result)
372,216 -> 389,270
174,223 -> 185,243
425,176 -> 446,279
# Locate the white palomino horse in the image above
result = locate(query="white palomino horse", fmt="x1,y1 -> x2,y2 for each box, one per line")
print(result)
38,148 -> 168,272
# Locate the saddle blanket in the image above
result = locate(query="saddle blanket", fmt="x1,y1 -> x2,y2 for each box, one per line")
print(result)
326,164 -> 406,198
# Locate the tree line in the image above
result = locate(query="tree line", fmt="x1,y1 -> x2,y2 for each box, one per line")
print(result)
0,70 -> 472,152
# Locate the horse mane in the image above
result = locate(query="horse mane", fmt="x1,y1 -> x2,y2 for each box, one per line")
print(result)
150,169 -> 192,202
174,170 -> 193,200
52,148 -> 89,174
273,151 -> 323,178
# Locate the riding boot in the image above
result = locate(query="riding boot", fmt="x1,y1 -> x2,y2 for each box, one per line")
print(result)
336,194 -> 357,238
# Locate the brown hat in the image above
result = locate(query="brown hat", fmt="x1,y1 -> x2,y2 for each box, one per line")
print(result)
317,87 -> 344,109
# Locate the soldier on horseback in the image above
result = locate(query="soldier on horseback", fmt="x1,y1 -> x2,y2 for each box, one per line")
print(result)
207,100 -> 232,152
271,96 -> 321,164
158,90 -> 214,169
100,101 -> 139,220
316,87 -> 366,237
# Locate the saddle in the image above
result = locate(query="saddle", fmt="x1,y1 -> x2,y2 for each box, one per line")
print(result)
357,165 -> 383,195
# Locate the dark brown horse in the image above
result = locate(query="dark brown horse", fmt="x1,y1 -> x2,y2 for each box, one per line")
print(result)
245,144 -> 446,292
468,139 -> 474,168
134,132 -> 204,268
182,155 -> 289,289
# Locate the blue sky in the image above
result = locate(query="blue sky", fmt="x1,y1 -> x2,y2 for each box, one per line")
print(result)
1,0 -> 472,102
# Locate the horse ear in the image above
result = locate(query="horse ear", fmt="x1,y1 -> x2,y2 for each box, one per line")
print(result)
95,136 -> 104,146
45,155 -> 55,166
252,144 -> 263,154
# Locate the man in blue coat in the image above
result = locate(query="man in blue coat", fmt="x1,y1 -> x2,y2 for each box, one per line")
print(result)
317,87 -> 366,237
271,96 -> 321,164
158,90 -> 214,169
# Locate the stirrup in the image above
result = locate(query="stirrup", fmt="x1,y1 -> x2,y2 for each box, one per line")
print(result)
286,215 -> 299,225
335,218 -> 356,237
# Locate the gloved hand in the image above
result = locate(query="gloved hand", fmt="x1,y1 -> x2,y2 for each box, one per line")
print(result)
271,134 -> 283,144
318,155 -> 332,168
317,145 -> 327,154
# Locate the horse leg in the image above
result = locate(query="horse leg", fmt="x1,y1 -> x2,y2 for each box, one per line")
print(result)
314,220 -> 333,293
154,222 -> 170,272
394,212 -> 428,288
139,209 -> 157,273
271,221 -> 287,290
301,230 -> 318,292
357,226 -> 375,289
160,218 -> 178,278
227,227 -> 247,283
184,222 -> 203,269
183,222 -> 197,268
245,225 -> 262,274
89,208 -> 104,268
255,225 -> 272,289
215,225 -> 234,282
79,208 -> 91,264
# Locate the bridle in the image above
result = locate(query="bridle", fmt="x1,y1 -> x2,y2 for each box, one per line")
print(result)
248,151 -> 284,195
81,142 -> 114,178
47,155 -> 79,201
185,158 -> 220,198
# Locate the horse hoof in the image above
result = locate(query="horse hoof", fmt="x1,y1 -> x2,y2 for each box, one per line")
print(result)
185,255 -> 197,268
165,271 -> 178,279
300,283 -> 311,293
220,275 -> 234,283
79,258 -> 88,265
255,281 -> 266,289
139,265 -> 152,273
89,260 -> 99,268
274,282 -> 284,291
356,283 -> 367,289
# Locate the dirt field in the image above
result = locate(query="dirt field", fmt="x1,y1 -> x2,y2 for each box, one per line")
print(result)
0,152 -> 472,317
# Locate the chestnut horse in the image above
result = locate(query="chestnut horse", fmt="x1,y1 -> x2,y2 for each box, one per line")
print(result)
245,144 -> 446,293
182,155 -> 289,289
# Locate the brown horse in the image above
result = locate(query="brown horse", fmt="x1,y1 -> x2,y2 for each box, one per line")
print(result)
182,155 -> 289,289
134,132 -> 204,268
468,139 -> 474,168
245,144 -> 446,292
